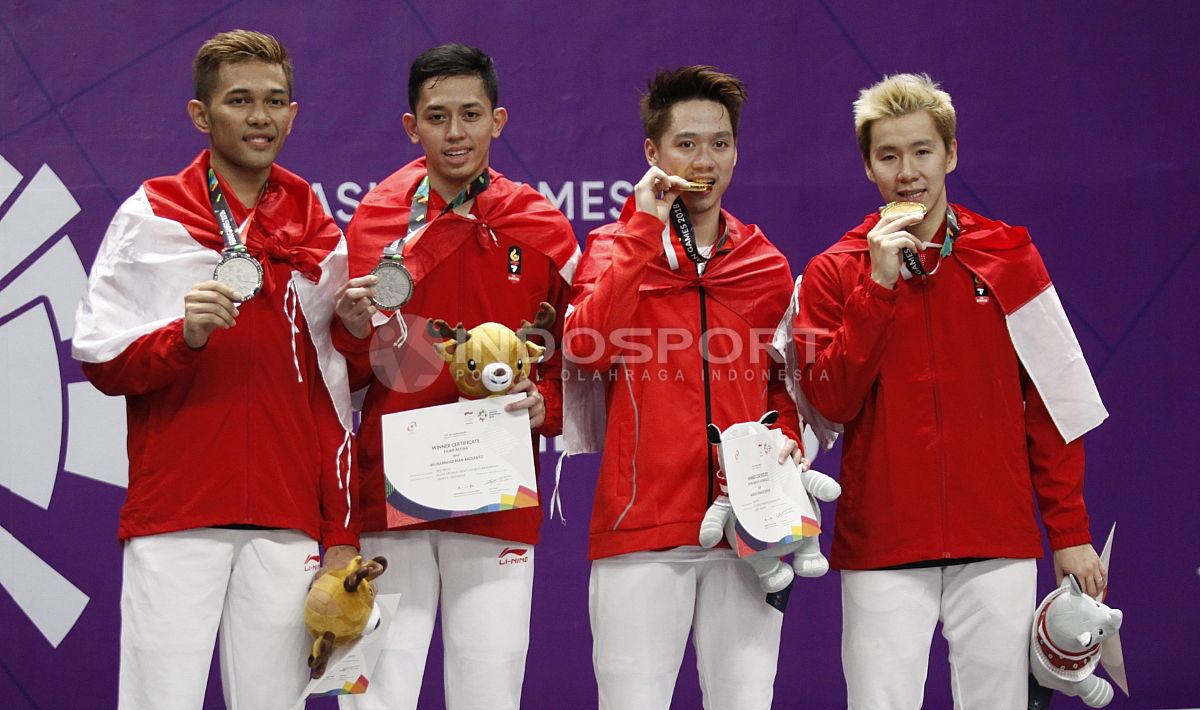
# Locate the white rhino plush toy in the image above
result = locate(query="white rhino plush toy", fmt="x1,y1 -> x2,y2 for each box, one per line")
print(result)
698,411 -> 841,593
1030,574 -> 1124,708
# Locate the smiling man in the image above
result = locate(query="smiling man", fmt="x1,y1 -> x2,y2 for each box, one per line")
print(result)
794,73 -> 1109,708
72,30 -> 357,710
331,44 -> 578,710
563,66 -> 801,710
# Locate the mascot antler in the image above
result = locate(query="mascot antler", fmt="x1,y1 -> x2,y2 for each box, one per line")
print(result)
427,318 -> 469,344
516,302 -> 557,342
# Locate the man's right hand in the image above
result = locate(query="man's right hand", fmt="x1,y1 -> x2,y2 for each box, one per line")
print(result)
183,280 -> 241,349
866,211 -> 925,288
633,166 -> 691,224
334,275 -> 379,340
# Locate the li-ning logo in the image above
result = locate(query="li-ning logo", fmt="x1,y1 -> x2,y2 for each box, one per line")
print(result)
498,547 -> 529,565
304,553 -> 321,572
0,153 -> 128,649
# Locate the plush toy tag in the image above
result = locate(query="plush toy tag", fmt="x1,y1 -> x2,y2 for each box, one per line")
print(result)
723,428 -> 821,555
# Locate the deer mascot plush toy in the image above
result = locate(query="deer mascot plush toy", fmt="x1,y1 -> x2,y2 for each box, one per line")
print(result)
304,555 -> 388,678
428,302 -> 555,399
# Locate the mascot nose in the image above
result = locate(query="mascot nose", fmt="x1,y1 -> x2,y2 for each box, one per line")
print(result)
482,362 -> 513,392
1107,608 -> 1123,631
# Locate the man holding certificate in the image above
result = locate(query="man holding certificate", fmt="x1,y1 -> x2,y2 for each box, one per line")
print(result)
564,66 -> 802,709
72,30 -> 358,709
794,73 -> 1109,708
331,44 -> 578,710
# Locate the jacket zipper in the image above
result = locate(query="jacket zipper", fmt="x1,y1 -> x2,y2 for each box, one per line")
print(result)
921,280 -> 949,558
699,285 -> 715,506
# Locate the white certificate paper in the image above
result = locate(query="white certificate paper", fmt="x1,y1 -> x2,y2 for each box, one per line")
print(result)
723,428 -> 820,551
380,394 -> 538,527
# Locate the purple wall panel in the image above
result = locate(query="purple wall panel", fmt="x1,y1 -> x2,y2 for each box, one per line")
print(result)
2,2 -> 1196,708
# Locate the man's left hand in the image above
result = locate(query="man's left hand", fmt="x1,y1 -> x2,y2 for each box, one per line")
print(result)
778,436 -> 805,466
505,377 -> 546,430
1053,543 -> 1107,598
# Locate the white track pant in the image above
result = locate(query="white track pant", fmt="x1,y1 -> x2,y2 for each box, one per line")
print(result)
590,547 -> 784,710
841,558 -> 1037,710
118,528 -> 318,710
340,530 -> 535,710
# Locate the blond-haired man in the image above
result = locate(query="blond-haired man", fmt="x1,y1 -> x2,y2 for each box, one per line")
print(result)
794,73 -> 1108,708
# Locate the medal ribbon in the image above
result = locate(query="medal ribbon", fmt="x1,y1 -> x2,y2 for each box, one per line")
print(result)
900,206 -> 959,276
381,171 -> 492,260
207,168 -> 252,253
669,197 -> 728,264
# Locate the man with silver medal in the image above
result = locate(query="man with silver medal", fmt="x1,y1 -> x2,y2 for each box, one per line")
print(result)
72,31 -> 360,710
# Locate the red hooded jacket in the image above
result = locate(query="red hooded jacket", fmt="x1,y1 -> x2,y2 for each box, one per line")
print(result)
74,151 -> 356,547
334,158 -> 578,545
796,205 -> 1094,570
566,199 -> 799,560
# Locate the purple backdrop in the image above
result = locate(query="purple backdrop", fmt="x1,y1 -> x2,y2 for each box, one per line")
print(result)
2,2 -> 1197,708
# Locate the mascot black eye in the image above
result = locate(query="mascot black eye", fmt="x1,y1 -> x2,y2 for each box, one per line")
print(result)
467,359 -> 477,371
516,360 -> 524,370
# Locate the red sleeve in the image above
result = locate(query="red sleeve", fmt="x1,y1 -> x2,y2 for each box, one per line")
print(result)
1025,372 -> 1091,550
796,256 -> 897,424
330,317 -> 375,391
306,334 -> 360,549
533,265 -> 571,439
80,320 -> 202,396
564,211 -> 664,371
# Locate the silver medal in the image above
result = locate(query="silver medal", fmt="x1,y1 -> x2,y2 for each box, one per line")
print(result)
214,250 -> 263,301
370,259 -> 414,310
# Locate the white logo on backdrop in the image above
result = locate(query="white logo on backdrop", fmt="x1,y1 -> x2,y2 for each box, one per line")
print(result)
0,154 -> 128,647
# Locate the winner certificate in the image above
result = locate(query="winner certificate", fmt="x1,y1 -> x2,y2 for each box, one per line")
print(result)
723,428 -> 820,552
380,394 -> 538,527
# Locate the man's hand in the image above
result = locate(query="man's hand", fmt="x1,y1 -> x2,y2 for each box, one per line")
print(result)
505,377 -> 546,430
314,544 -> 359,580
334,275 -> 379,339
777,437 -> 805,466
633,166 -> 691,223
1053,543 -> 1107,598
183,280 -> 241,349
867,211 -> 925,288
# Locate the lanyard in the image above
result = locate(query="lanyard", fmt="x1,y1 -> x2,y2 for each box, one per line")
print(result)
381,171 -> 491,259
901,206 -> 960,277
669,197 -> 728,264
206,168 -> 253,251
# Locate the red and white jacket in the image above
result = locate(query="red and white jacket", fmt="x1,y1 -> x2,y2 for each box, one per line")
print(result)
795,205 -> 1107,570
72,151 -> 357,547
565,199 -> 799,561
335,158 -> 578,545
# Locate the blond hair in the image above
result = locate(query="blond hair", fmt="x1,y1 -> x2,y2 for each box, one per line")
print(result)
193,30 -> 292,103
853,73 -> 955,161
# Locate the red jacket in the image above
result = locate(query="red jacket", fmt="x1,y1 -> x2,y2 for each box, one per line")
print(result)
335,158 -> 578,545
796,205 -> 1094,570
566,199 -> 799,560
73,151 -> 357,547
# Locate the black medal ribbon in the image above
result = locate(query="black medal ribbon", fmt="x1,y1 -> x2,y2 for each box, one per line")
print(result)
669,197 -> 727,264
207,168 -> 249,252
